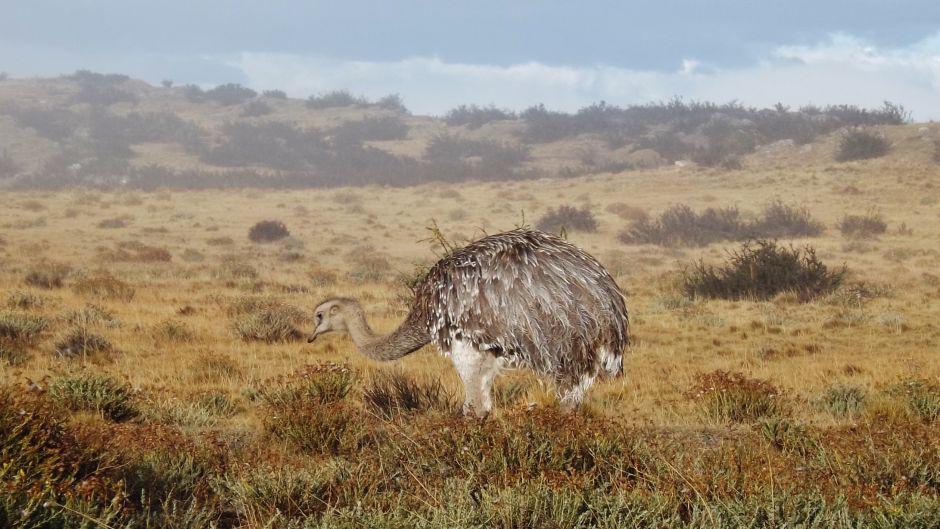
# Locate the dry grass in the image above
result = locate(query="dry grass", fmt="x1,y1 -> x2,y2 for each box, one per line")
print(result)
0,133 -> 938,526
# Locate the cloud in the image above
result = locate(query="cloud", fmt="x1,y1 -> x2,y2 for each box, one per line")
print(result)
229,32 -> 940,118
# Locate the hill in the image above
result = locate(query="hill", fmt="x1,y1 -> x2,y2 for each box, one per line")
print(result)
0,70 -> 927,189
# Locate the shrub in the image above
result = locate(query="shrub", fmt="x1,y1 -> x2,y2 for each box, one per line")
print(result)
620,204 -> 741,246
48,372 -> 138,421
240,99 -> 272,117
750,201 -> 824,238
0,312 -> 47,344
605,202 -> 648,222
687,370 -> 787,423
262,89 -> 288,99
536,205 -> 597,234
6,290 -> 47,310
204,83 -> 257,105
152,319 -> 195,342
25,261 -> 71,289
362,370 -> 458,418
376,93 -> 409,113
256,364 -> 355,408
838,211 -> 887,239
0,342 -> 29,366
72,274 -> 136,301
444,104 -> 516,129
60,304 -> 120,328
817,385 -> 866,417
836,128 -> 890,161
54,329 -> 113,359
231,299 -> 305,343
248,220 -> 290,243
889,379 -> 940,424
305,90 -> 366,109
97,216 -> 129,229
331,116 -> 409,145
682,239 -> 846,301
345,245 -> 392,281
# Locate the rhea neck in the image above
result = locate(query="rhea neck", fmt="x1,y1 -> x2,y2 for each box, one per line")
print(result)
336,301 -> 430,362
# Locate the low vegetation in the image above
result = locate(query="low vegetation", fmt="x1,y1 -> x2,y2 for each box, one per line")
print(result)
836,128 -> 891,161
248,220 -> 290,243
682,239 -> 846,301
536,204 -> 598,234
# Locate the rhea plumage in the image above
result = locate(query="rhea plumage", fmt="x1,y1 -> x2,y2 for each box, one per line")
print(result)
308,228 -> 629,417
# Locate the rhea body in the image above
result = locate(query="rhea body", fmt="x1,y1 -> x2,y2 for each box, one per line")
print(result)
309,229 -> 629,417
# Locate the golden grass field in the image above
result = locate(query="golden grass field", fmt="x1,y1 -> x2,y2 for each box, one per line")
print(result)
2,122 -> 940,527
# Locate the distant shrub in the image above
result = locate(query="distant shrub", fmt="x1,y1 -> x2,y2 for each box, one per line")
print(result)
73,83 -> 138,106
305,90 -> 366,109
817,385 -> 866,417
161,79 -> 173,88
262,89 -> 288,99
838,211 -> 887,239
100,241 -> 171,262
6,291 -> 47,311
836,129 -> 890,161
536,205 -> 598,234
48,372 -> 137,421
687,370 -> 787,423
182,84 -> 205,102
750,201 -> 824,238
0,312 -> 47,344
68,70 -> 129,84
444,104 -> 516,129
889,379 -> 940,424
60,304 -> 120,328
25,262 -> 71,288
249,220 -> 290,243
331,116 -> 409,145
204,83 -> 257,105
622,202 -> 822,247
605,202 -> 648,222
376,93 -> 408,113
97,216 -> 129,229
240,99 -> 272,117
206,236 -> 235,246
72,274 -> 136,302
362,370 -> 458,418
345,245 -> 392,281
683,239 -> 846,302
621,204 -> 741,246
232,299 -> 305,343
152,319 -> 195,342
53,329 -> 113,359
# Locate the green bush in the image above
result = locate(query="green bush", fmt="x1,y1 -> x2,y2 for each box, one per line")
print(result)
683,239 -> 845,301
687,370 -> 788,423
48,372 -> 138,421
536,205 -> 598,234
836,129 -> 890,161
817,385 -> 867,417
0,311 -> 47,344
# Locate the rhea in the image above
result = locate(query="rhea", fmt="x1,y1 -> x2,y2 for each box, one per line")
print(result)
308,229 -> 629,417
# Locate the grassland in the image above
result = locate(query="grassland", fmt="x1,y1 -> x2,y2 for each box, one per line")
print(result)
2,91 -> 940,525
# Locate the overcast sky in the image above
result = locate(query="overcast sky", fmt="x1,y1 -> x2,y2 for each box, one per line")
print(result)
3,1 -> 940,117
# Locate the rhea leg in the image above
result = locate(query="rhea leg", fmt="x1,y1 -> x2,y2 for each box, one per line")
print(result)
557,373 -> 596,411
450,340 -> 501,418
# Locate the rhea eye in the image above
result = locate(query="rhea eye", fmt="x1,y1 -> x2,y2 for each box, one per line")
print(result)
316,313 -> 323,323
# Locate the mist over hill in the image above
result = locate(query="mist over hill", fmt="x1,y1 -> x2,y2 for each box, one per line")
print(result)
0,70 -> 919,190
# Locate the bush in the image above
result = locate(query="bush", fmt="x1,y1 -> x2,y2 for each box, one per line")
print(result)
262,89 -> 288,99
750,201 -> 824,238
620,204 -> 741,246
54,329 -> 113,358
248,220 -> 290,243
362,370 -> 458,418
305,90 -> 366,109
331,116 -> 409,145
48,372 -> 137,421
231,298 -> 305,343
71,274 -> 136,302
240,99 -> 272,117
152,319 -> 195,342
838,211 -> 887,239
204,83 -> 257,105
6,290 -> 47,310
687,370 -> 787,423
0,312 -> 47,344
444,104 -> 516,129
817,385 -> 866,417
25,261 -> 71,288
889,379 -> 940,424
836,129 -> 890,161
536,205 -> 597,234
682,239 -> 846,301
376,93 -> 408,113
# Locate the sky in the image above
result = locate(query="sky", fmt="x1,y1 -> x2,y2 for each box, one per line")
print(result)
2,1 -> 940,118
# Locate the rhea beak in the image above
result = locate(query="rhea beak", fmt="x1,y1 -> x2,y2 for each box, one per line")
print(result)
307,332 -> 318,343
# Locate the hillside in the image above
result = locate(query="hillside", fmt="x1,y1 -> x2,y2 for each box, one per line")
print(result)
0,70 -> 928,189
